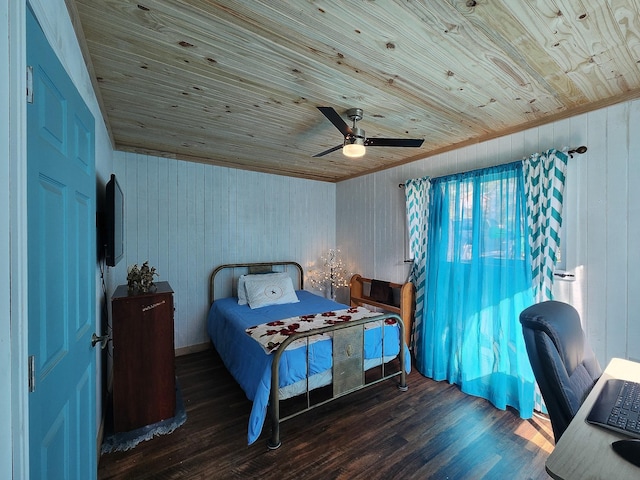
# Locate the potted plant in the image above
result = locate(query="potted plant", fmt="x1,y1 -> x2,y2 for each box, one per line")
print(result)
126,261 -> 158,294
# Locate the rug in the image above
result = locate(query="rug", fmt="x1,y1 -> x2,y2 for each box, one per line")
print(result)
101,381 -> 187,454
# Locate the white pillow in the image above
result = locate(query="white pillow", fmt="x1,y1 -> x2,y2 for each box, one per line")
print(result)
237,272 -> 288,305
244,274 -> 299,309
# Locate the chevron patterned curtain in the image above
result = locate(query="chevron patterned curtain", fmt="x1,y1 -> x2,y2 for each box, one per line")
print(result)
523,148 -> 569,303
404,176 -> 430,349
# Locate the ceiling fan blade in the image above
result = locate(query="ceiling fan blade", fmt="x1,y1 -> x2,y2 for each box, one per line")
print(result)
364,138 -> 424,148
313,144 -> 343,157
317,106 -> 352,137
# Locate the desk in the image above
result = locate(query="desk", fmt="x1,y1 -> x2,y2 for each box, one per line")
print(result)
546,358 -> 640,479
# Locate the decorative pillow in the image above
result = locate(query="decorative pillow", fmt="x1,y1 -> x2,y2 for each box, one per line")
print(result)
244,274 -> 299,309
237,275 -> 249,305
370,279 -> 394,305
237,272 -> 287,305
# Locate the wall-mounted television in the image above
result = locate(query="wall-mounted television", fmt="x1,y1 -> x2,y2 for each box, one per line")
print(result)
104,174 -> 124,267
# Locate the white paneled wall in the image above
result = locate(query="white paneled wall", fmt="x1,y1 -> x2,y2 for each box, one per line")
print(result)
337,99 -> 640,366
112,152 -> 336,349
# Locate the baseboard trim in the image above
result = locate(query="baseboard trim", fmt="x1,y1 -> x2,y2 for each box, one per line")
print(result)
175,342 -> 211,357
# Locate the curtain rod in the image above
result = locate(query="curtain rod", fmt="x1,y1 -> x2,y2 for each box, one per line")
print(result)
398,145 -> 588,188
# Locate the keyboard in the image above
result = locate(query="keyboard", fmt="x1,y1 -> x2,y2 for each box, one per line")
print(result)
587,379 -> 640,438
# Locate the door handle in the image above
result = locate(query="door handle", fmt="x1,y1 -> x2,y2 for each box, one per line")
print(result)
91,333 -> 109,349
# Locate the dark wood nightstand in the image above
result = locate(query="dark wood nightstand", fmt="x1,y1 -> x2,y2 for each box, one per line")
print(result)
111,281 -> 175,432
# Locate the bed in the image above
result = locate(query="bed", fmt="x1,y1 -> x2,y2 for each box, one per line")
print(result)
207,261 -> 413,448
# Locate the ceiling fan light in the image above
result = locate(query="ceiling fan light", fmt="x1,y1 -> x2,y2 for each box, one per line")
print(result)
343,143 -> 366,158
343,126 -> 366,158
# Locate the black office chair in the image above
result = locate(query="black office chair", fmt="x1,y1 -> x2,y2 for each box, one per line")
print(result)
519,301 -> 602,442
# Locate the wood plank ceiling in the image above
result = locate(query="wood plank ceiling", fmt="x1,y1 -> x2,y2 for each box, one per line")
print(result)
67,0 -> 640,182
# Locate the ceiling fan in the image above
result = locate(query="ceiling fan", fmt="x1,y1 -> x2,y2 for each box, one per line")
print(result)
313,106 -> 424,158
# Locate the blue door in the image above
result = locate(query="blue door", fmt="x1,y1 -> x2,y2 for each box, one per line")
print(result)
27,8 -> 97,479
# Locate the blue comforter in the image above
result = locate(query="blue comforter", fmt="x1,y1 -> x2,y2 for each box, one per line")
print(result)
207,290 -> 410,444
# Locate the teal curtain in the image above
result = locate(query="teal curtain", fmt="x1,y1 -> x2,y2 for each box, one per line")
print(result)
416,161 -> 536,417
405,176 -> 430,349
523,148 -> 569,302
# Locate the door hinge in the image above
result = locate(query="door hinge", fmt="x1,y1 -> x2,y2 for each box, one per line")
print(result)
28,355 -> 36,392
26,66 -> 33,104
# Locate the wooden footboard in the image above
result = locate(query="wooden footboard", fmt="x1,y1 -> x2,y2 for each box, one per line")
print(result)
267,312 -> 407,449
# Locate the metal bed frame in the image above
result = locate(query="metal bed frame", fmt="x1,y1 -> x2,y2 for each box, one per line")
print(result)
208,261 -> 410,449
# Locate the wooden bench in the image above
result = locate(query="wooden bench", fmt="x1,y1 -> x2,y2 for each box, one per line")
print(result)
349,274 -> 415,348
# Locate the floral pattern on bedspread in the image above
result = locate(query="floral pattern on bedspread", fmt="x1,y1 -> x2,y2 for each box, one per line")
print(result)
245,306 -> 393,354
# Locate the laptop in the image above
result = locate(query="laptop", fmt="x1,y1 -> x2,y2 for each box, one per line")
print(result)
586,378 -> 640,439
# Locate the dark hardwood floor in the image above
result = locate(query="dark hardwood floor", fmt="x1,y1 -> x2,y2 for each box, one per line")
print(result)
98,348 -> 554,479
